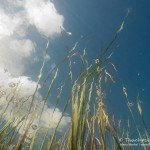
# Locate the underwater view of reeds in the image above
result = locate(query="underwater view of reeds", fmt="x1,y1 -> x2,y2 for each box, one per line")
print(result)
0,0 -> 150,150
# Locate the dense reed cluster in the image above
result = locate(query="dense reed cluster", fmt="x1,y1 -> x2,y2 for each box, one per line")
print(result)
0,16 -> 148,150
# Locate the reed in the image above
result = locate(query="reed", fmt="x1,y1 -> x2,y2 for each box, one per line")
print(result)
0,12 -> 148,150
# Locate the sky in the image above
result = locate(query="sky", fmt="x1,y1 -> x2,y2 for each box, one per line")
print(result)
0,0 -> 150,137
52,0 -> 150,123
46,0 -> 150,125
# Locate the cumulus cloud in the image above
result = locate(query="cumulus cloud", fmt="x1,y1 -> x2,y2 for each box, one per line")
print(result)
0,10 -> 19,38
1,0 -> 64,37
0,0 -> 70,137
24,0 -> 64,37
0,68 -> 70,137
0,37 -> 35,76
0,0 -> 64,75
0,9 -> 32,75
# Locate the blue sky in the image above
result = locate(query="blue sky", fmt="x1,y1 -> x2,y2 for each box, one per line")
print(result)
51,0 -> 150,122
0,0 -> 150,137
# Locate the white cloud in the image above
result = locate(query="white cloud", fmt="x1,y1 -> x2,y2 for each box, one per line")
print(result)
0,0 -> 65,37
0,0 -> 65,76
0,8 -> 34,76
0,37 -> 35,76
0,0 -> 70,139
0,67 -> 40,103
24,0 -> 64,37
40,105 -> 70,130
0,10 -> 24,38
0,68 -> 70,137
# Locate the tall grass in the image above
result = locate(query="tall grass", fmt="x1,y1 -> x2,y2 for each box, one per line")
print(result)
0,12 -> 149,150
